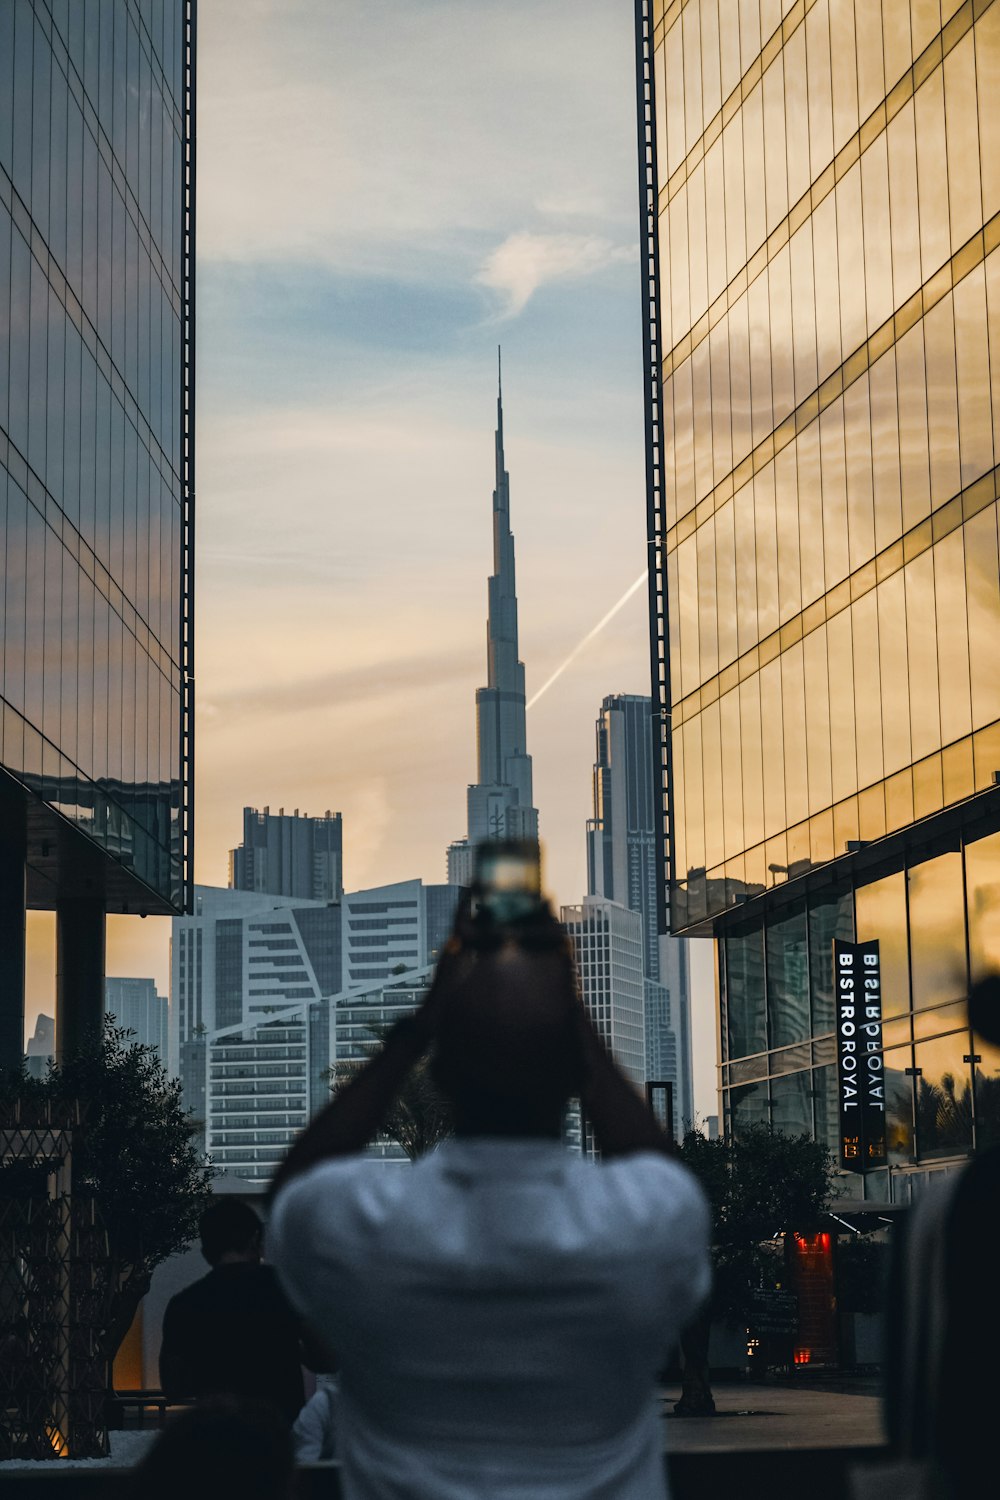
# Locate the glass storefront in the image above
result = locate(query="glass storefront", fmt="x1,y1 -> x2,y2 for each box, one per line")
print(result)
719,824 -> 1000,1168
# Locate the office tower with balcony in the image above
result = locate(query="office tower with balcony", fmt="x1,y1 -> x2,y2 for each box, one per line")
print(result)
171,886 -> 339,1180
0,2 -> 195,1071
172,878 -> 458,1181
229,806 -> 344,903
637,0 -> 1000,1198
447,356 -> 538,883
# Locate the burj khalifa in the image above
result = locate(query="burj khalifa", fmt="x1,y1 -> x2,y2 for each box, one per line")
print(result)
446,355 -> 538,886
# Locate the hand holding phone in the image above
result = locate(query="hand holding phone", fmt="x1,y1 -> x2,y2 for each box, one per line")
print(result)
470,839 -> 544,929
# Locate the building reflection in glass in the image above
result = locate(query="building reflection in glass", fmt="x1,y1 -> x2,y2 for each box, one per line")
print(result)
0,2 -> 191,917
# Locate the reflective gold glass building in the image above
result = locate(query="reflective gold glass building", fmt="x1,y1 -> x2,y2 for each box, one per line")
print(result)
637,0 -> 1000,1194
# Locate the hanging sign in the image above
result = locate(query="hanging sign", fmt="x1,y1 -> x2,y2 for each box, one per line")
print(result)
834,939 -> 886,1171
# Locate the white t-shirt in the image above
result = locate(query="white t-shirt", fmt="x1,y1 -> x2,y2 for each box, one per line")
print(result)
269,1138 -> 711,1499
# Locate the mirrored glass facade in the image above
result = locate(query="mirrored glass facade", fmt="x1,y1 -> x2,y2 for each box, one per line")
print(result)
719,824 -> 1000,1191
0,0 -> 194,913
638,0 -> 1000,1180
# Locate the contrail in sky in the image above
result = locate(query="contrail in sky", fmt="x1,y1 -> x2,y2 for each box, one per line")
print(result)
526,570 -> 649,711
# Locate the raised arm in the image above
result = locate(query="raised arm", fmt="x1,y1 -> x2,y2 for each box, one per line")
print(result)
574,1000 -> 674,1160
268,943 -> 468,1202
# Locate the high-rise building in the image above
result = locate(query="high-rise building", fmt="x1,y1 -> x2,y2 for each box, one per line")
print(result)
585,692 -> 694,1130
171,879 -> 458,1182
171,886 -> 339,1179
562,897 -> 646,1088
448,355 -> 538,882
587,694 -> 661,977
229,806 -> 344,903
24,1012 -> 54,1079
637,0 -> 1000,1197
341,879 -> 458,986
0,2 -> 195,1071
105,975 -> 167,1060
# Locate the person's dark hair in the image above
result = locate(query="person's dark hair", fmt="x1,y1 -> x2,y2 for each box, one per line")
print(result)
430,935 -> 584,1135
128,1396 -> 293,1500
199,1199 -> 262,1265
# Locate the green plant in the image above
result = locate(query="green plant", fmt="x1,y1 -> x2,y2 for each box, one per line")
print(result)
673,1124 -> 834,1414
0,1020 -> 213,1456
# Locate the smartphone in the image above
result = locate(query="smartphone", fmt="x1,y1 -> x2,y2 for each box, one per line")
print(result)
471,839 -> 544,928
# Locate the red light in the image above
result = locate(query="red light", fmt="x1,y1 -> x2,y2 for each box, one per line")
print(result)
820,1233 -> 830,1249
793,1349 -> 811,1365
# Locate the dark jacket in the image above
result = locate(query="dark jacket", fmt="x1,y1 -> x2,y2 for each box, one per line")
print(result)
159,1262 -> 305,1424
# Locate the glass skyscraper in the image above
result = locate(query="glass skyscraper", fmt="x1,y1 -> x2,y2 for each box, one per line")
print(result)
637,0 -> 1000,1196
586,692 -> 695,1130
0,1 -> 194,1069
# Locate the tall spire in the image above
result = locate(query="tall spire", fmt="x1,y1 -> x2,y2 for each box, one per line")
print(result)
446,357 -> 538,877
495,343 -> 505,500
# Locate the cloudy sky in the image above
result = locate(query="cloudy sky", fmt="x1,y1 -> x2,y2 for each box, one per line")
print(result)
27,0 -> 716,1112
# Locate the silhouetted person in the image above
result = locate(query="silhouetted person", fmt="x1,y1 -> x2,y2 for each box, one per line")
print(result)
268,892 -> 710,1497
159,1200 -> 305,1425
883,973 -> 1000,1496
127,1395 -> 294,1500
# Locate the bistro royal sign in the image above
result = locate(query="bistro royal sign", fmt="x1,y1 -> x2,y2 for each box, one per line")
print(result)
834,939 -> 887,1171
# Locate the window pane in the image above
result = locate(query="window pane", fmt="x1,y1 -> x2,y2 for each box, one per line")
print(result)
725,927 -> 767,1058
923,296 -> 960,508
935,530 -> 972,750
905,551 -> 941,762
908,849 -> 966,1010
760,657 -> 785,840
803,625 -> 832,815
883,1042 -> 915,1165
896,320 -> 932,530
812,1063 -> 841,1150
953,269 -> 994,488
827,608 -> 857,804
809,887 -> 854,1036
856,871 -> 909,1017
729,1079 -> 771,1139
767,902 -> 808,1047
870,349 -> 902,552
914,1031 -> 973,1160
770,1070 -> 812,1137
878,571 -> 911,777
966,829 -> 1000,981
915,67 -> 950,282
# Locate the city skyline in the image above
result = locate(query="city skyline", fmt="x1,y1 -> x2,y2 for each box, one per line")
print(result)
17,1 -> 717,1118
19,5 -> 691,1040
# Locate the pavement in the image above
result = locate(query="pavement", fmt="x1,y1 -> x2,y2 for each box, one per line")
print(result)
659,1377 -> 887,1452
0,1380 -> 887,1471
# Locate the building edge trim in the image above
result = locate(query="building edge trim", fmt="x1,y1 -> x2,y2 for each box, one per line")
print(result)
635,0 -> 674,939
181,0 -> 197,915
